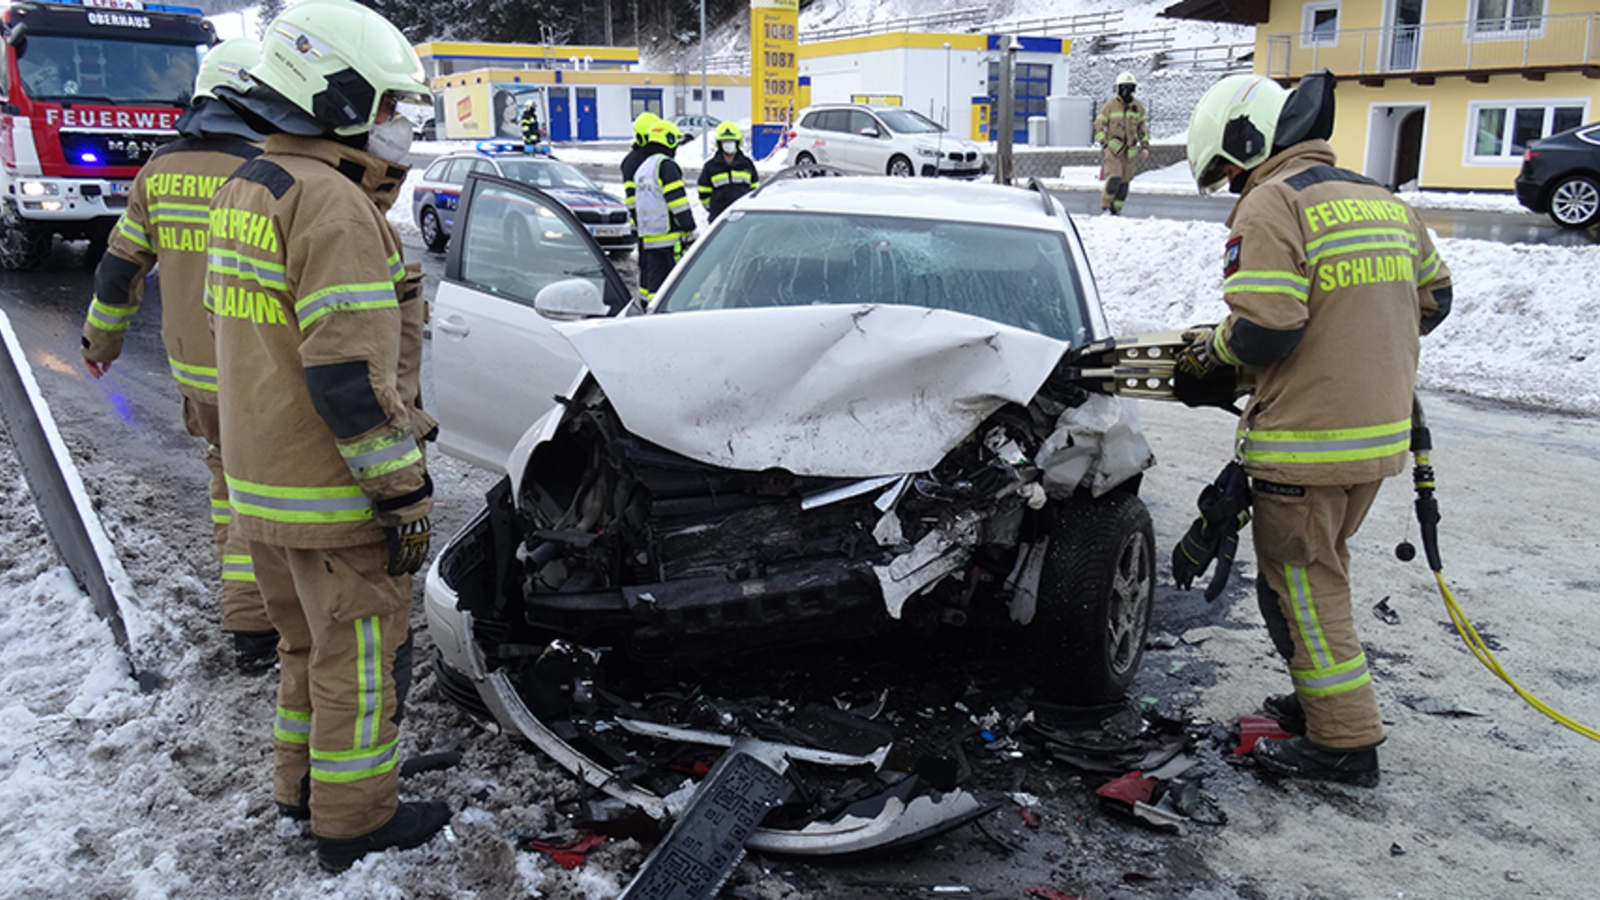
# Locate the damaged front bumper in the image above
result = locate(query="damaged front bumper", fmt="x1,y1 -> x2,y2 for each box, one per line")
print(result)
425,543 -> 994,855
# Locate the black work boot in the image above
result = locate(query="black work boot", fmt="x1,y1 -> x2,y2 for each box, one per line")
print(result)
277,774 -> 310,821
230,629 -> 280,674
315,801 -> 451,872
1254,735 -> 1380,787
1262,693 -> 1307,736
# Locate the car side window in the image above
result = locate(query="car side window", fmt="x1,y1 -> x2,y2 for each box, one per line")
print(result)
423,159 -> 451,181
849,111 -> 880,137
443,159 -> 476,185
458,182 -> 611,310
818,110 -> 848,133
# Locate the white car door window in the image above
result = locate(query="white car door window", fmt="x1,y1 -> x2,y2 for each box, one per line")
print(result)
432,176 -> 630,472
846,110 -> 882,173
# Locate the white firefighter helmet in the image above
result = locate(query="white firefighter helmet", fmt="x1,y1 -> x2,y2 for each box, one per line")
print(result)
1185,74 -> 1290,194
1115,71 -> 1137,88
249,1 -> 427,136
194,37 -> 261,102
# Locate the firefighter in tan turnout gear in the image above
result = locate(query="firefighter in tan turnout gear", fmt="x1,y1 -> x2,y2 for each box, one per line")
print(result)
1094,71 -> 1149,215
1178,71 -> 1453,786
81,38 -> 276,673
204,2 -> 448,871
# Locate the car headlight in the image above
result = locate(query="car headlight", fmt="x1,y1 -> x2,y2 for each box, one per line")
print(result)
915,147 -> 939,158
20,181 -> 58,197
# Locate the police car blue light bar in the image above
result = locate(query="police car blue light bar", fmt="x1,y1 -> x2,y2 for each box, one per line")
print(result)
474,140 -> 528,154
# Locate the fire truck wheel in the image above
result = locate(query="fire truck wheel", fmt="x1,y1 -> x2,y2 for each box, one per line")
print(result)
0,221 -> 52,271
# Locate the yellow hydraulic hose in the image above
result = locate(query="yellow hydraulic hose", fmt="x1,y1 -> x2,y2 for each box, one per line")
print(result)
1409,396 -> 1600,744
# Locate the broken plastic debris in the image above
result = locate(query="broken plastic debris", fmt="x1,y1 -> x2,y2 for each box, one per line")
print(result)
1020,807 -> 1041,829
1234,717 -> 1291,756
932,887 -> 972,894
1025,888 -> 1080,900
1095,771 -> 1157,806
1373,596 -> 1401,625
519,832 -> 607,871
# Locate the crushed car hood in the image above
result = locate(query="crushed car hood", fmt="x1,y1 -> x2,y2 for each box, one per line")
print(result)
554,305 -> 1070,478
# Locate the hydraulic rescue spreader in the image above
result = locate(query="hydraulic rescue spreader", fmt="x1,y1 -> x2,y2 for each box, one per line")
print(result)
1061,329 -> 1600,745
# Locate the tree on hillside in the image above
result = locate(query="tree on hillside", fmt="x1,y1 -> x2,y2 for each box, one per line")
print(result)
255,0 -> 285,34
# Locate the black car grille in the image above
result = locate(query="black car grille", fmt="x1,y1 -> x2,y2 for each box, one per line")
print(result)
945,151 -> 977,163
58,130 -> 176,167
575,209 -> 630,225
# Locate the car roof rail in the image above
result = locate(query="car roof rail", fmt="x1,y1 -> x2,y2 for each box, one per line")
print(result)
1025,178 -> 1056,215
748,163 -> 850,199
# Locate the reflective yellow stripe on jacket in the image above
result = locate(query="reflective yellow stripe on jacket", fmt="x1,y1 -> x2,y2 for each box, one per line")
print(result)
337,428 -> 422,482
169,356 -> 217,392
225,474 -> 371,525
86,296 -> 139,332
1238,418 -> 1411,466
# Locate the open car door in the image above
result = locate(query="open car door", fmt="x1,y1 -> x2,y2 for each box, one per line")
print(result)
432,172 -> 634,472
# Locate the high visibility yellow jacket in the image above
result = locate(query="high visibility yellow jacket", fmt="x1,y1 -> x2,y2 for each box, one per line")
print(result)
206,135 -> 431,549
1211,140 -> 1454,486
697,150 -> 759,219
82,134 -> 261,403
1094,97 -> 1148,159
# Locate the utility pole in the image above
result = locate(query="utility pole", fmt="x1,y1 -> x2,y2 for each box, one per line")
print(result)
700,0 -> 709,159
995,36 -> 1018,184
603,0 -> 614,46
633,0 -> 640,51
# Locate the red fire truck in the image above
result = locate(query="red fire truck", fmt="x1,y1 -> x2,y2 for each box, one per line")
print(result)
0,0 -> 215,270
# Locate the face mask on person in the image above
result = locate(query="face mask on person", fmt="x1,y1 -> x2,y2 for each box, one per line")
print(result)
1118,85 -> 1135,102
720,140 -> 738,156
367,113 -> 414,164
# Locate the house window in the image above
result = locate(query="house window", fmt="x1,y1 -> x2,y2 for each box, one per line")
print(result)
711,89 -> 725,102
692,89 -> 703,101
1469,100 -> 1586,161
1301,2 -> 1340,47
1472,0 -> 1544,37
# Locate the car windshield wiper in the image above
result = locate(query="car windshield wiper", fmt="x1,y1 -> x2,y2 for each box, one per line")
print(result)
34,94 -> 126,105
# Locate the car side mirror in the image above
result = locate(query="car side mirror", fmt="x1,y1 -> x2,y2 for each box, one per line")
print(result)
859,127 -> 880,138
534,278 -> 610,320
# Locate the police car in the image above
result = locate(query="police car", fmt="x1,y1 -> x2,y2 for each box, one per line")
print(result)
412,141 -> 634,254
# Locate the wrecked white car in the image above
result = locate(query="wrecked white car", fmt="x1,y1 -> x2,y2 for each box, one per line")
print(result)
425,173 -> 1157,854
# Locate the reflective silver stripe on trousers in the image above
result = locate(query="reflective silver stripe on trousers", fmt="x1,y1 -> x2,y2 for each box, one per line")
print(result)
1287,565 -> 1332,669
277,713 -> 310,737
359,617 -> 381,749
313,743 -> 398,776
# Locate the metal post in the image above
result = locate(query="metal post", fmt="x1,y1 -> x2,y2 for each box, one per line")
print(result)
700,0 -> 709,160
944,42 -> 952,129
995,36 -> 1017,184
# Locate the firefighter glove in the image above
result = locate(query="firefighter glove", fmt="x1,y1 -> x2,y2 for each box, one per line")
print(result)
384,516 -> 432,577
1172,329 -> 1241,411
1171,461 -> 1252,602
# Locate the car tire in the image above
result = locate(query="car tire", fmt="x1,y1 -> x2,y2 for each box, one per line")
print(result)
1546,174 -> 1600,229
887,155 -> 915,177
1031,491 -> 1155,705
607,247 -> 633,260
795,152 -> 817,167
0,219 -> 52,271
420,206 -> 449,252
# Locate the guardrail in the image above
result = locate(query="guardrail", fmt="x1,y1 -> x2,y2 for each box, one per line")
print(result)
1156,43 -> 1255,72
1264,11 -> 1599,78
977,10 -> 1122,40
801,6 -> 989,43
1085,26 -> 1178,55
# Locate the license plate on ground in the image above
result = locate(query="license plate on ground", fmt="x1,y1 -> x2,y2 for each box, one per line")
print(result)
590,225 -> 630,237
108,181 -> 132,197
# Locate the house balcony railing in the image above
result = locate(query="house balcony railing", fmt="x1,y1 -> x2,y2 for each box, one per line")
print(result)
1264,12 -> 1600,80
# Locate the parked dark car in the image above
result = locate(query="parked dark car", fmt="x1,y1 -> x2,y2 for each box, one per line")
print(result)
1515,121 -> 1600,229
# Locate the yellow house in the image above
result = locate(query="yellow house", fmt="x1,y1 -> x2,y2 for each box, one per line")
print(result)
1162,0 -> 1599,191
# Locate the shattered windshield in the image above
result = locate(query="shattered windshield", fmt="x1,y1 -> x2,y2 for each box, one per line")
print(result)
18,35 -> 201,105
659,210 -> 1092,343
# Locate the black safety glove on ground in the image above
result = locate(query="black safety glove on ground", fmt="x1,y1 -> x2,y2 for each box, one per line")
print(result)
1171,461 -> 1252,601
384,517 -> 432,576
